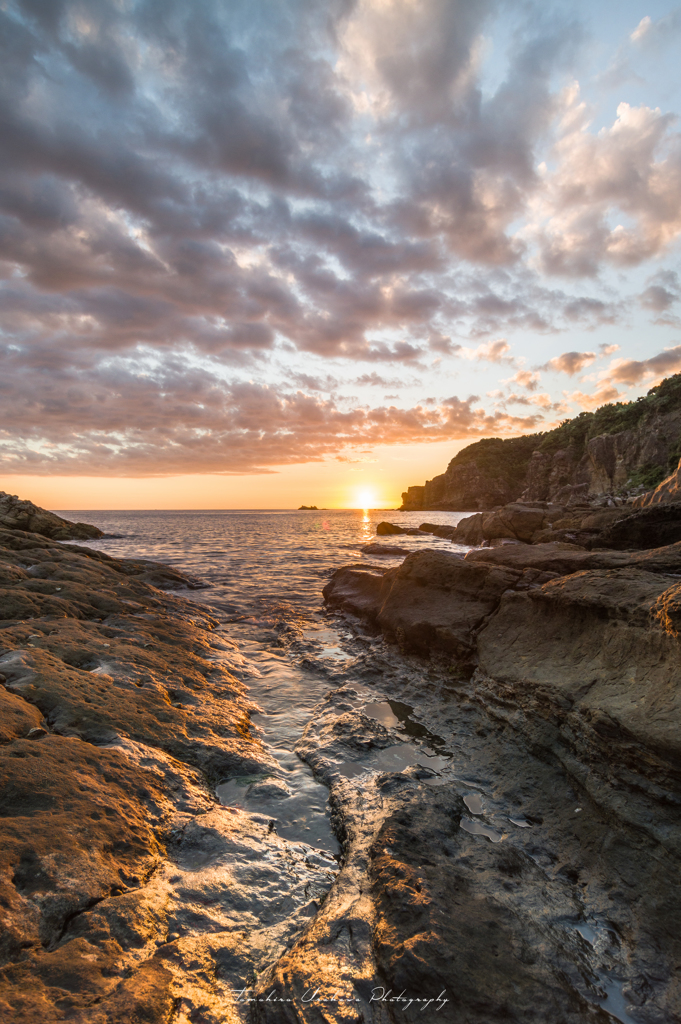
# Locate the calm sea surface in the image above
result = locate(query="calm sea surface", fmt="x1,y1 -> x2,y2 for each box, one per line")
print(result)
60,508 -> 472,855
58,508 -> 471,617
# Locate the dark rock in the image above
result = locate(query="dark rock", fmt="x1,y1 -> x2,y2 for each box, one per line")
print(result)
418,522 -> 456,538
0,492 -> 103,540
322,564 -> 387,619
361,543 -> 411,557
465,539 -> 681,575
325,550 -> 520,664
376,521 -> 406,535
595,501 -> 681,549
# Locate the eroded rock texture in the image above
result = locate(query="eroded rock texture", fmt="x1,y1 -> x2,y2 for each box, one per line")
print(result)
322,544 -> 681,1022
0,493 -> 103,541
0,527 -> 338,1024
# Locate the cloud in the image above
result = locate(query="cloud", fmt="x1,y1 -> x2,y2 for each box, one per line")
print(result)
508,369 -> 541,391
639,270 -> 681,314
0,0 -> 678,477
533,98 -> 681,275
543,350 -> 596,375
565,382 -> 626,410
460,339 -> 514,363
0,352 -> 545,475
608,345 -> 681,385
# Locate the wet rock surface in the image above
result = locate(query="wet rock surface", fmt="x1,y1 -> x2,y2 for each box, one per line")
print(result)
321,544 -> 681,1022
4,506 -> 681,1023
0,527 -> 340,1023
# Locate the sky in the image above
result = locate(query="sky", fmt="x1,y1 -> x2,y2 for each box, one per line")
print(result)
1,0 -> 681,509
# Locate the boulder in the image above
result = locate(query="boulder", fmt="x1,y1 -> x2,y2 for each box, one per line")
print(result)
361,543 -> 411,557
450,511 -> 485,545
376,521 -> 406,535
321,563 -> 387,620
594,501 -> 681,549
324,549 -> 552,665
418,522 -> 456,538
0,491 -> 102,540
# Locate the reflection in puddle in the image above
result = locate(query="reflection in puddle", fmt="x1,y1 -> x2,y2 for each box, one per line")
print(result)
302,626 -> 354,662
459,818 -> 504,843
463,793 -> 484,815
361,701 -> 400,728
360,700 -> 446,748
336,762 -> 370,779
319,646 -> 353,661
333,741 -> 450,780
563,920 -> 637,1024
216,774 -> 340,856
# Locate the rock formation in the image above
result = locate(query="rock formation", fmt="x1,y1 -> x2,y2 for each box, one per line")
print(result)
0,525 -> 337,1022
401,372 -> 681,510
323,537 -> 681,1020
0,492 -> 103,540
448,498 -> 681,550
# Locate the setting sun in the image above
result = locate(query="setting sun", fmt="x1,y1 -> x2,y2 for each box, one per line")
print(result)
355,488 -> 376,508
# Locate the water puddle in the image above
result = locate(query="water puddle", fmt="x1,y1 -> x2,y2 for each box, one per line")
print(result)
508,816 -> 532,828
302,626 -> 354,662
463,793 -> 484,815
564,920 -> 637,1024
212,628 -> 342,858
360,699 -> 446,748
216,769 -> 339,857
319,646 -> 353,662
459,818 -> 505,843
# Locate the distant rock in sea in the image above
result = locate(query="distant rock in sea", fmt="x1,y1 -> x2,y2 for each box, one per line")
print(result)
298,505 -> 318,510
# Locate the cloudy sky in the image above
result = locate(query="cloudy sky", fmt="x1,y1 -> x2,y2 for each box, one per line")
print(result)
1,0 -> 681,508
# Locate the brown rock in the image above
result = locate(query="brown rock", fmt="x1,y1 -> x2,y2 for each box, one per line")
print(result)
325,550 -> 522,664
0,492 -> 102,541
376,521 -> 406,535
477,568 -> 681,767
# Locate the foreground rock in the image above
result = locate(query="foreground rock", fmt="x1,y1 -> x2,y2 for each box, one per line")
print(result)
0,527 -> 337,1023
325,551 -> 560,669
0,492 -> 103,540
322,545 -> 681,1020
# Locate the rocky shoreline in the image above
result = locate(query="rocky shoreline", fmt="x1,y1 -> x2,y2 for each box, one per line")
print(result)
2,495 -> 681,1023
321,508 -> 681,1022
0,517 -> 340,1023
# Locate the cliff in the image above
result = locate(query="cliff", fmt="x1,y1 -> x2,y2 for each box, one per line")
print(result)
401,372 -> 681,509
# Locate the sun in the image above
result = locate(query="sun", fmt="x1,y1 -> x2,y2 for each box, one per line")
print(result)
356,488 -> 376,508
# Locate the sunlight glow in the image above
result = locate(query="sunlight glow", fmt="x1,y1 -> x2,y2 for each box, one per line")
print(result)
356,488 -> 376,508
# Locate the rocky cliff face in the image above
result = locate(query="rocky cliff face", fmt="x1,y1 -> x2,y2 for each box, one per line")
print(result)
400,374 -> 681,510
522,408 -> 681,502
